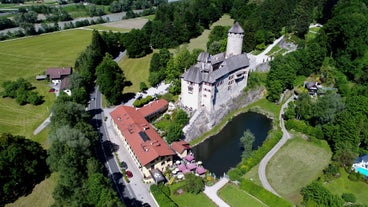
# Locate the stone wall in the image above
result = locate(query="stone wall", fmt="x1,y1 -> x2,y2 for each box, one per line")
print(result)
184,87 -> 265,142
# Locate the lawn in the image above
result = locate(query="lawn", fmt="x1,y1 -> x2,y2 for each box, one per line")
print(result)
0,29 -> 92,143
325,169 -> 368,205
169,182 -> 216,207
218,183 -> 268,207
118,52 -> 153,93
266,137 -> 332,204
5,173 -> 57,207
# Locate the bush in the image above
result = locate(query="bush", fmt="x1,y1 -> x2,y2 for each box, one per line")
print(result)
285,119 -> 323,139
342,193 -> 356,203
133,95 -> 153,107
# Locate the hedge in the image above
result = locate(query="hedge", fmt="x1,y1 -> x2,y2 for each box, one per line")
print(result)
229,130 -> 282,180
150,184 -> 177,207
240,179 -> 292,207
285,119 -> 323,139
133,95 -> 153,107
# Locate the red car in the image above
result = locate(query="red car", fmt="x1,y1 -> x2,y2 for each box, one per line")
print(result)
48,88 -> 55,92
126,170 -> 133,178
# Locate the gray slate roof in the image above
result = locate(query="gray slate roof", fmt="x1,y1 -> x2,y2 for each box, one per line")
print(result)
182,53 -> 249,84
356,155 -> 368,163
229,22 -> 244,34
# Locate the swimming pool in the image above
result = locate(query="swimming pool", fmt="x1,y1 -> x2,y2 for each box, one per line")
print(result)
355,167 -> 368,177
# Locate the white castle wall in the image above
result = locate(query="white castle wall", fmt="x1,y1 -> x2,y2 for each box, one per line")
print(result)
181,80 -> 200,111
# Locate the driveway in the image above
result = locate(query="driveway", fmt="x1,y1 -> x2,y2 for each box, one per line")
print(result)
258,94 -> 293,196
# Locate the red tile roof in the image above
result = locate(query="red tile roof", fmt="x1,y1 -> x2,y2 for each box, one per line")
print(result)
46,67 -> 72,80
137,99 -> 169,118
171,140 -> 191,154
110,104 -> 175,166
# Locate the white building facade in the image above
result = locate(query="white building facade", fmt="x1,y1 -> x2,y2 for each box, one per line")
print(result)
180,22 -> 250,112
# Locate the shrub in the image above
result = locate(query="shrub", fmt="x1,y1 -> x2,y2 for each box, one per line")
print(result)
133,95 -> 153,107
341,193 -> 356,203
285,119 -> 323,139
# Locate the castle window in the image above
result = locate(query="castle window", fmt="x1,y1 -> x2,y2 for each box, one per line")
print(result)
188,86 -> 193,94
228,86 -> 231,90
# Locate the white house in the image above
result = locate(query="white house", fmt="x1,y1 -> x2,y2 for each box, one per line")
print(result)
352,155 -> 368,172
180,22 -> 250,112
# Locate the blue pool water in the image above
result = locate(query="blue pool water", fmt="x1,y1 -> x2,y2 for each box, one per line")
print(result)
356,167 -> 368,177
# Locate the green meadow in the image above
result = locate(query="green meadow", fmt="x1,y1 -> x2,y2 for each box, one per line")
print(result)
0,29 -> 92,142
267,137 -> 332,204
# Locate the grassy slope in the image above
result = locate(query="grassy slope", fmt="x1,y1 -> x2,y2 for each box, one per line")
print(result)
118,52 -> 153,93
325,169 -> 368,205
5,173 -> 57,207
186,14 -> 234,52
218,183 -> 267,207
169,182 -> 216,207
266,137 -> 331,204
0,29 -> 92,143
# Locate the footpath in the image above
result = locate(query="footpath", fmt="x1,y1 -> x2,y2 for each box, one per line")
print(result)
258,94 -> 293,196
204,177 -> 230,207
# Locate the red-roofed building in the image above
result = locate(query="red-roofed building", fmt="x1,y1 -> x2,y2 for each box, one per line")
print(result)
137,99 -> 168,121
110,102 -> 175,180
171,140 -> 191,159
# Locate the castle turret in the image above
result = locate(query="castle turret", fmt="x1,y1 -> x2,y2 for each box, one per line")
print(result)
225,22 -> 244,58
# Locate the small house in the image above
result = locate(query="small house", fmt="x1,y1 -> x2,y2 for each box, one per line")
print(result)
171,140 -> 191,159
45,67 -> 72,85
352,155 -> 368,177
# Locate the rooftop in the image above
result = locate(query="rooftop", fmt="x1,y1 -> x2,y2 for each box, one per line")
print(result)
45,67 -> 72,80
171,140 -> 191,154
137,99 -> 169,119
110,103 -> 175,166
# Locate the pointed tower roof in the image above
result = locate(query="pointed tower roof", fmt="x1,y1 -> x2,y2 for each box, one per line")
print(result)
229,22 -> 244,34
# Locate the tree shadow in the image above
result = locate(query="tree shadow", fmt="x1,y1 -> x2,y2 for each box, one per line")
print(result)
121,92 -> 136,103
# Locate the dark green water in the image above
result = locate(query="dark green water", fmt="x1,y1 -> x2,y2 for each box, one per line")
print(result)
192,112 -> 272,176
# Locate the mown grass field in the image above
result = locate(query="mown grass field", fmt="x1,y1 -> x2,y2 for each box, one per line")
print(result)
325,169 -> 368,205
0,29 -> 92,142
266,137 -> 332,204
218,183 -> 267,207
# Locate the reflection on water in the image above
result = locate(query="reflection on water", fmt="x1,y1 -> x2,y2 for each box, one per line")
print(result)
192,112 -> 272,176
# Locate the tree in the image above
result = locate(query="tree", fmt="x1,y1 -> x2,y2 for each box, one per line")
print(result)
183,173 -> 204,194
140,82 -> 148,91
240,129 -> 255,159
96,53 -> 127,104
0,133 -> 49,206
122,29 -> 151,58
301,182 -> 344,207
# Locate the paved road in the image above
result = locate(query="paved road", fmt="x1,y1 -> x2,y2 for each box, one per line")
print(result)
258,94 -> 293,196
203,177 -> 230,207
33,113 -> 51,135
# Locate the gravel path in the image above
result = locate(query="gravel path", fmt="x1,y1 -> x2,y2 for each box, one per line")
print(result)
204,177 -> 230,207
258,95 -> 293,196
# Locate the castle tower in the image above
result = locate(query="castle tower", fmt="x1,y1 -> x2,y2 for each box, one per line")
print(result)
225,22 -> 244,58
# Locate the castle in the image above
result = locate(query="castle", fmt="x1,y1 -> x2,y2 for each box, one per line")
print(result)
180,22 -> 250,112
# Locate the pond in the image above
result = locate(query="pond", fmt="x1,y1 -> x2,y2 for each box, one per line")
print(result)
192,111 -> 272,176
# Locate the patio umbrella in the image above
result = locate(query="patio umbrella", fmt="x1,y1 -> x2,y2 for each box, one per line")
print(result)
196,166 -> 206,175
186,163 -> 197,171
178,164 -> 187,172
185,154 -> 195,162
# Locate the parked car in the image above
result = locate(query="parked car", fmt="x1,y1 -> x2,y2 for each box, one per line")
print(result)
121,161 -> 128,170
126,170 -> 133,178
